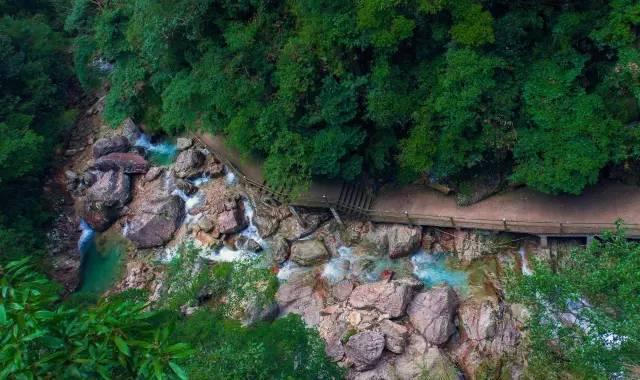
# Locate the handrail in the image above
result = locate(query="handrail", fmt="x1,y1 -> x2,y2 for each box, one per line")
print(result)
193,133 -> 639,236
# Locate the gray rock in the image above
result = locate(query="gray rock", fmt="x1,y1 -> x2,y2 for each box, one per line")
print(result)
458,301 -> 497,341
268,236 -> 290,264
79,170 -> 131,231
379,319 -> 408,354
407,285 -> 459,345
365,224 -> 422,258
125,195 -> 185,248
394,335 -> 462,380
94,152 -> 149,174
349,280 -> 415,318
176,137 -> 193,151
345,331 -> 385,371
93,136 -> 130,158
121,118 -> 140,145
276,273 -> 324,326
217,201 -> 247,234
331,279 -> 354,302
174,148 -> 205,178
235,236 -> 262,252
144,166 -> 164,182
290,239 -> 330,266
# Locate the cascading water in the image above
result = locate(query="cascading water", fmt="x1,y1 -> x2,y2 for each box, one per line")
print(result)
78,219 -> 96,255
134,134 -> 177,166
322,246 -> 355,283
225,171 -> 238,186
411,250 -> 468,290
77,220 -> 125,294
519,246 -> 533,275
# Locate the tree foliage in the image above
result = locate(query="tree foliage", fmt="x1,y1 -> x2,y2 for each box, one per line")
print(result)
67,0 -> 640,193
508,225 -> 640,378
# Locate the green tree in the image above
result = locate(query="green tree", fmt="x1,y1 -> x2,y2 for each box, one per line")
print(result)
508,225 -> 640,378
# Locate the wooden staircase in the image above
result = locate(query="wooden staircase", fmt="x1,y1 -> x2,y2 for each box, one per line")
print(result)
336,183 -> 374,219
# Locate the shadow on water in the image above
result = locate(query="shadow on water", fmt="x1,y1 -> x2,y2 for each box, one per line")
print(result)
78,223 -> 127,295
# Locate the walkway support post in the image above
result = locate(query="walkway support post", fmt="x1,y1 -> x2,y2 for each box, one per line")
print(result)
502,218 -> 508,231
323,194 -> 343,226
539,235 -> 548,248
449,217 -> 456,228
404,211 -> 413,226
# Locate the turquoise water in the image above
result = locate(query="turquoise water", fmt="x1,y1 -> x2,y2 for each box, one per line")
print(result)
411,250 -> 469,290
135,134 -> 177,166
78,223 -> 126,294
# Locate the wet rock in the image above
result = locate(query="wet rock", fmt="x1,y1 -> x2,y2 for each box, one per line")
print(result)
93,135 -> 130,158
253,203 -> 289,238
407,285 -> 459,345
79,170 -> 131,231
82,171 -> 97,187
349,280 -> 416,318
65,170 -> 78,181
197,216 -> 214,233
144,166 -> 164,182
174,148 -> 205,178
290,239 -> 330,266
94,152 -> 149,174
345,331 -> 385,371
365,224 -> 422,258
217,200 -> 247,234
121,118 -> 140,145
208,161 -> 226,178
332,279 -> 354,302
176,137 -> 193,151
268,235 -> 290,264
125,195 -> 185,248
235,236 -> 262,252
379,319 -> 408,354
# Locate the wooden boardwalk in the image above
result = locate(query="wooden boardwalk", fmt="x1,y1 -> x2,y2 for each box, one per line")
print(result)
195,133 -> 640,237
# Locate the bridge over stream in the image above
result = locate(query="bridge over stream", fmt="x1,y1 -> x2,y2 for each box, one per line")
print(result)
195,133 -> 640,244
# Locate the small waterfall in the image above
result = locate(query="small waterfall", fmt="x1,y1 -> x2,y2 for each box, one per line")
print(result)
171,189 -> 204,213
189,174 -> 211,187
78,220 -> 96,255
135,134 -> 177,165
519,247 -> 533,275
322,246 -> 355,283
277,260 -> 308,281
239,199 -> 265,248
225,171 -> 237,186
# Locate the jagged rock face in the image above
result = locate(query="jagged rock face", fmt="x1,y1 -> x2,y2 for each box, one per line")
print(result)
94,152 -> 149,174
365,224 -> 422,258
93,136 -> 130,158
407,285 -> 459,346
174,148 -> 205,178
349,280 -> 417,318
290,239 -> 330,266
459,301 -> 497,341
345,331 -> 386,371
125,195 -> 185,248
79,170 -> 131,231
452,230 -> 496,263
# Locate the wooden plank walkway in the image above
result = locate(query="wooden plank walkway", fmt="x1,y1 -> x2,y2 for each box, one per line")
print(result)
195,133 -> 640,237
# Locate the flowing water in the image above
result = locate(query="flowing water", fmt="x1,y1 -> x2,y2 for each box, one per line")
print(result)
411,250 -> 469,290
78,221 -> 126,294
134,134 -> 177,166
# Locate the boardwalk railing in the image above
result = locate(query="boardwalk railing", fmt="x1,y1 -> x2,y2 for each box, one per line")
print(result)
194,134 -> 640,237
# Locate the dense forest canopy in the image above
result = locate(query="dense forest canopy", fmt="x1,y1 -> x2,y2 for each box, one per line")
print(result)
67,0 -> 640,194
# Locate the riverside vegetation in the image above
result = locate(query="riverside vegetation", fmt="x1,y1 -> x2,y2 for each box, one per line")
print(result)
1,1 -> 639,379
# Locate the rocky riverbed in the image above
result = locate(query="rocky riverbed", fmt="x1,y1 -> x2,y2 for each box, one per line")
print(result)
46,97 -> 555,379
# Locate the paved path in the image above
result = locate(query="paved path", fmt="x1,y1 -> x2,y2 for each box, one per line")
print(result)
196,133 -> 640,237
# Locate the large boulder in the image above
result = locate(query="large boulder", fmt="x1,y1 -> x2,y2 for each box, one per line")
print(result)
125,195 -> 185,248
216,200 -> 247,234
349,280 -> 416,318
407,285 -> 459,345
365,224 -> 422,258
276,272 -> 324,326
174,148 -> 205,178
290,239 -> 330,266
176,137 -> 193,151
345,331 -> 385,371
379,319 -> 408,354
453,230 -> 497,263
459,301 -> 497,341
93,136 -> 130,158
78,170 -> 131,231
94,152 -> 149,174
394,334 -> 462,380
268,235 -> 290,265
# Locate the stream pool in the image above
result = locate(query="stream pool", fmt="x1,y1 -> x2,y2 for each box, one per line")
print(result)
78,223 -> 127,294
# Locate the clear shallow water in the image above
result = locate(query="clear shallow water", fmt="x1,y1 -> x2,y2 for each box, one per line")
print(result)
78,222 -> 126,294
134,134 -> 177,166
411,250 -> 469,290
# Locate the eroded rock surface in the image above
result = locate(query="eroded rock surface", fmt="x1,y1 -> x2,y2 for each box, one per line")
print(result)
94,152 -> 149,174
345,331 -> 385,371
407,285 -> 458,345
349,280 -> 417,318
78,170 -> 131,231
290,239 -> 330,266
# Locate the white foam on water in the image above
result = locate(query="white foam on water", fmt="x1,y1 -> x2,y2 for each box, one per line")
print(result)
322,246 -> 354,283
171,189 -> 204,213
239,199 -> 266,249
225,170 -> 237,186
189,174 -> 211,187
134,133 -> 177,156
411,250 -> 468,289
277,260 -> 308,281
